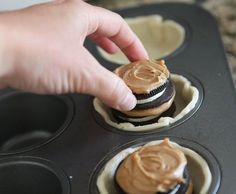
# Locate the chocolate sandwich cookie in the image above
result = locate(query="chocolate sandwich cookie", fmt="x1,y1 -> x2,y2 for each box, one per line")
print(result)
116,168 -> 192,194
113,60 -> 176,125
112,103 -> 176,126
115,138 -> 193,194
134,80 -> 175,110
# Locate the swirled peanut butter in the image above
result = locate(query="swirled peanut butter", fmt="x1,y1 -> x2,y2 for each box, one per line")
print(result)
116,138 -> 187,194
114,60 -> 169,94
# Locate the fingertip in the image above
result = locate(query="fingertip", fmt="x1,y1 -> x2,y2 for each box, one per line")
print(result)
79,47 -> 137,111
122,36 -> 149,62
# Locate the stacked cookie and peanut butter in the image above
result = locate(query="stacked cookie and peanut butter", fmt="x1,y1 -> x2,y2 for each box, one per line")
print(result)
115,138 -> 193,194
112,59 -> 176,125
105,61 -> 194,193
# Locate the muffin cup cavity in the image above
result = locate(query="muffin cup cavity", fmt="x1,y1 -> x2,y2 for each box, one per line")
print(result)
89,137 -> 220,194
0,156 -> 70,194
96,15 -> 189,64
93,74 -> 203,133
0,92 -> 74,155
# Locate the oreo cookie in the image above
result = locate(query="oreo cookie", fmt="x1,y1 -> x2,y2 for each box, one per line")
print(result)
115,167 -> 191,194
134,80 -> 169,100
158,167 -> 191,194
114,139 -> 193,194
113,60 -> 176,125
134,80 -> 175,110
112,103 -> 176,126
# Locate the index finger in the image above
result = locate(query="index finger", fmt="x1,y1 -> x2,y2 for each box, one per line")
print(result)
87,5 -> 149,61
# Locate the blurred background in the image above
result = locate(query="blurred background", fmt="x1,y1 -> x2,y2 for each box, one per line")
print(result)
0,0 -> 235,88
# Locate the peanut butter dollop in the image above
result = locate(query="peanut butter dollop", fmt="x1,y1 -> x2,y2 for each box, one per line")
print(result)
116,138 -> 187,194
114,60 -> 169,94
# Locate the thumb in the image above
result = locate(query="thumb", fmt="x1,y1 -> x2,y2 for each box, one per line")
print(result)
78,48 -> 136,111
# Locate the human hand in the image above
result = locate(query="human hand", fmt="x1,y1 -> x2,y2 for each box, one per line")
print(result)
0,0 -> 148,111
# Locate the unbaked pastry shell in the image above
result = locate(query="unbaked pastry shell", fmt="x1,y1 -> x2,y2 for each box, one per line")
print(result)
97,140 -> 212,194
97,15 -> 185,64
93,74 -> 199,131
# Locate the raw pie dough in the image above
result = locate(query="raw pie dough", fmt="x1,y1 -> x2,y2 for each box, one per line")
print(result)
97,140 -> 212,194
97,15 -> 185,64
93,74 -> 199,131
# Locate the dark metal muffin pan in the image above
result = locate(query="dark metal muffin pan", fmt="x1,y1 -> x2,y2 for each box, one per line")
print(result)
0,91 -> 74,155
0,156 -> 70,194
89,136 -> 220,194
0,3 -> 236,194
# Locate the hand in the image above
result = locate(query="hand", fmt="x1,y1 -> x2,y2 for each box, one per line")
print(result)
0,0 -> 148,111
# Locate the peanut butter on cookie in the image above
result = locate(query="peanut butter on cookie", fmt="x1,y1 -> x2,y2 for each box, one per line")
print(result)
114,60 -> 169,94
116,138 -> 187,194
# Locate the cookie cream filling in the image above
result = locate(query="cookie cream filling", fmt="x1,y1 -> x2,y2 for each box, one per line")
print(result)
96,139 -> 212,194
136,88 -> 166,104
122,92 -> 175,117
170,184 -> 181,194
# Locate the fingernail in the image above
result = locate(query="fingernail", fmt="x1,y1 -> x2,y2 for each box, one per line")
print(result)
118,92 -> 136,111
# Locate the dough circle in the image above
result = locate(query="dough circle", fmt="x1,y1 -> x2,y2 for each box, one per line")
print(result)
97,140 -> 212,194
93,74 -> 199,131
97,15 -> 185,64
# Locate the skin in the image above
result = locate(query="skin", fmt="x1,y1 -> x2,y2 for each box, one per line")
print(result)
0,0 -> 148,111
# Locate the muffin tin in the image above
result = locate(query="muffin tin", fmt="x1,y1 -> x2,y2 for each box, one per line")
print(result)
0,156 -> 70,194
0,2 -> 235,194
